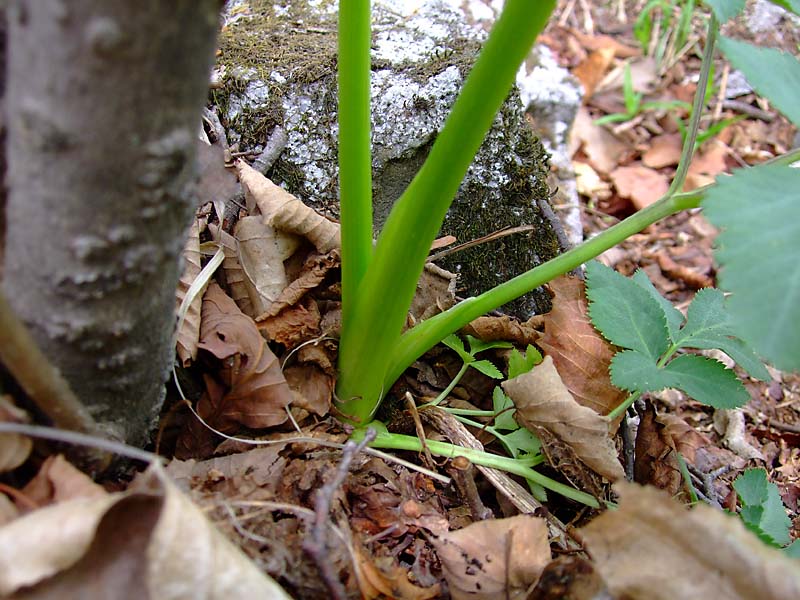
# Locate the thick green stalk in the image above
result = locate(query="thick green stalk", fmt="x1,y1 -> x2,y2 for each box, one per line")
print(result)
338,0 -> 373,329
336,0 -> 556,421
385,191 -> 702,390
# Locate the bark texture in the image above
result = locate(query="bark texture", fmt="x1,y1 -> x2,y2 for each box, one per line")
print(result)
3,1 -> 219,446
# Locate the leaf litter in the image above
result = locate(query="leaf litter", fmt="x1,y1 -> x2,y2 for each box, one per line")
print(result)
2,1 -> 800,597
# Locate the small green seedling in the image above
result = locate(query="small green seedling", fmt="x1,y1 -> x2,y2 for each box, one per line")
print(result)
634,0 -> 696,67
585,261 -> 770,419
734,468 -> 800,558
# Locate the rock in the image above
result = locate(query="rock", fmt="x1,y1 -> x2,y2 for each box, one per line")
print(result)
213,0 -> 568,317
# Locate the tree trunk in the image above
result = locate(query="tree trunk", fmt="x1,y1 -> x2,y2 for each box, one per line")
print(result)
3,1 -> 219,446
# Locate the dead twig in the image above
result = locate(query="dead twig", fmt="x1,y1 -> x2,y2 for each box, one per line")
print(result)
448,455 -> 493,520
303,428 -> 377,600
428,224 -> 537,263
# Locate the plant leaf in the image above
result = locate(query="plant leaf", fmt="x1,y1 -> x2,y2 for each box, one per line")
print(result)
610,349 -> 676,393
470,359 -> 504,379
663,354 -> 749,408
734,468 -> 793,547
466,335 -> 513,354
717,37 -> 800,128
631,269 -> 684,342
702,164 -> 800,372
508,345 -> 542,379
675,288 -> 769,380
495,426 -> 542,459
585,261 -> 670,361
704,0 -> 746,22
442,334 -> 472,362
492,386 -> 518,432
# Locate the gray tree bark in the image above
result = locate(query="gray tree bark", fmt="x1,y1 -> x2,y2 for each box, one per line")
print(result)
3,1 -> 220,446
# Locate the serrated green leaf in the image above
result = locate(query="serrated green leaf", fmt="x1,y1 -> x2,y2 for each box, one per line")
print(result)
734,468 -> 770,506
442,333 -> 472,362
718,37 -> 800,128
673,289 -> 769,380
508,345 -> 542,379
663,354 -> 749,408
768,0 -> 800,16
585,261 -> 670,360
496,426 -> 541,458
466,335 -> 513,354
736,468 -> 793,547
703,0 -> 746,22
761,482 -> 793,546
610,350 -> 675,393
702,164 -> 800,372
470,359 -> 503,379
632,269 -> 684,342
492,386 -> 518,431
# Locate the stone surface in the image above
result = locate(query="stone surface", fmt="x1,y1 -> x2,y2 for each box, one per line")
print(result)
214,0 -> 572,317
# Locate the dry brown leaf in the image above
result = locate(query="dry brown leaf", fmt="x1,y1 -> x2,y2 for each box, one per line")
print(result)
568,28 -> 641,58
0,464 -> 290,598
685,139 -> 731,190
642,133 -> 683,169
353,545 -> 441,600
175,218 -> 204,366
537,275 -> 626,418
0,395 -> 32,474
633,402 -> 682,495
259,296 -> 321,348
258,250 -> 340,319
461,315 -> 540,347
410,262 -> 457,323
582,483 -> 800,600
657,412 -> 710,464
284,364 -> 332,417
234,215 -> 290,316
20,455 -> 107,509
236,159 -> 340,253
610,164 -> 669,210
573,161 -> 612,199
196,140 -> 240,214
573,47 -> 615,100
209,222 -> 254,317
503,356 -> 624,483
528,556 -> 610,600
570,107 -> 629,174
0,495 -> 17,527
432,515 -> 550,600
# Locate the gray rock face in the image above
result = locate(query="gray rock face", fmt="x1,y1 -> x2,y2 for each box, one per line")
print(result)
214,0 -> 566,317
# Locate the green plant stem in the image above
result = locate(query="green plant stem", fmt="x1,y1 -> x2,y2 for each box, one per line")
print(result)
667,13 -> 717,197
676,452 -> 699,504
357,428 -> 601,508
386,191 -> 701,392
430,361 -> 471,406
606,343 -> 679,420
336,0 -> 556,422
444,408 -> 498,418
338,0 -> 373,330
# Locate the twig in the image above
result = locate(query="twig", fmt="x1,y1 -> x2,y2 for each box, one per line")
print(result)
201,106 -> 231,162
721,99 -> 775,122
766,418 -> 800,434
303,428 -> 377,600
619,414 -> 636,482
252,126 -> 288,175
405,392 -> 435,470
448,455 -> 493,520
427,225 -> 537,263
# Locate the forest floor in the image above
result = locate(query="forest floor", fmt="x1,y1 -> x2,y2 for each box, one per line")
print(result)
1,1 -> 799,599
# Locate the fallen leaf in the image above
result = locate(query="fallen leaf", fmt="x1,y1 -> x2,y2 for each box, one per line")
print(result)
573,160 -> 612,199
259,295 -> 321,348
461,315 -> 540,347
570,107 -> 629,174
609,164 -> 669,210
0,395 -> 32,474
196,140 -> 239,212
284,363 -> 332,417
175,218 -> 204,366
573,47 -> 616,100
568,28 -> 640,58
21,455 -> 107,509
503,356 -> 624,483
410,262 -> 457,323
234,215 -> 290,316
257,250 -> 340,319
642,133 -> 683,168
0,495 -> 16,527
537,275 -> 627,418
633,402 -> 682,495
353,545 -> 441,600
655,251 -> 714,289
237,160 -> 340,254
209,223 -> 255,317
582,483 -> 800,600
432,515 -> 550,600
685,139 -> 731,190
528,556 -> 610,600
0,464 -> 290,598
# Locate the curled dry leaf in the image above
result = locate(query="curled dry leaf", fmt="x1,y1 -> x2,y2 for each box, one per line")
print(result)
410,262 -> 457,323
633,402 -> 682,495
284,364 -> 333,417
609,164 -> 669,211
175,218 -> 204,366
503,356 -> 625,483
570,107 -> 628,174
0,464 -> 290,598
236,159 -> 340,253
528,556 -> 610,600
257,250 -> 340,319
353,544 -> 441,600
209,222 -> 254,317
0,395 -> 32,474
20,455 -> 106,509
582,482 -> 800,600
461,315 -> 540,347
259,296 -> 321,348
234,215 -> 289,316
431,515 -> 551,600
537,275 -> 626,420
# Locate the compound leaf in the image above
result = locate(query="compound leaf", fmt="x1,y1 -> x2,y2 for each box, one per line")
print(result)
443,333 -> 472,362
496,426 -> 542,458
663,354 -> 749,408
467,335 -> 513,354
610,350 -> 674,393
470,359 -> 503,379
508,345 -> 542,379
586,261 -> 670,361
492,386 -> 518,431
734,468 -> 792,548
632,269 -> 684,342
718,37 -> 800,128
702,164 -> 800,372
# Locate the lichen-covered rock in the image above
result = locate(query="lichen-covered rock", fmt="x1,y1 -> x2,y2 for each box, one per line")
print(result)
213,0 -> 565,317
